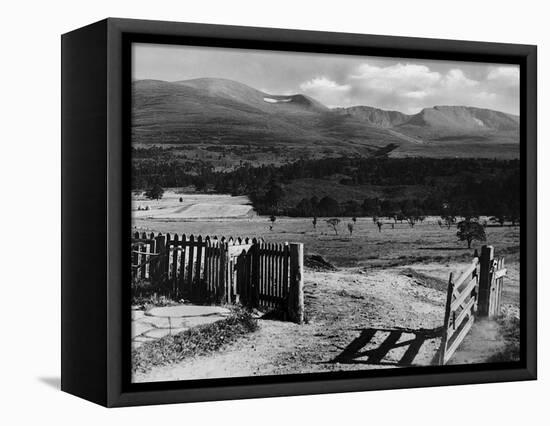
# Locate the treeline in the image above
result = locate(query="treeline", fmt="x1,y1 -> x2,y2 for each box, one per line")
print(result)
132,156 -> 520,220
282,194 -> 518,224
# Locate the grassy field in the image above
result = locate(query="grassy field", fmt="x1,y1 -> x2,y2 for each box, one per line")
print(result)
133,203 -> 520,307
132,190 -> 253,219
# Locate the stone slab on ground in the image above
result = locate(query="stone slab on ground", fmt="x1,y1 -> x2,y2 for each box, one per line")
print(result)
147,305 -> 230,318
131,322 -> 155,338
140,316 -> 171,328
132,310 -> 145,320
143,327 -> 189,339
131,304 -> 231,349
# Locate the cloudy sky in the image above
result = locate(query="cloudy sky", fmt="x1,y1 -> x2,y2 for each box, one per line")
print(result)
133,43 -> 519,115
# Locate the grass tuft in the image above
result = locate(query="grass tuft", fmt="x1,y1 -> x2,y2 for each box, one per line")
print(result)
487,314 -> 520,363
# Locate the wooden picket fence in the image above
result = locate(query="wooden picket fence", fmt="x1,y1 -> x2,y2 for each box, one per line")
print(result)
439,245 -> 507,364
131,232 -> 304,321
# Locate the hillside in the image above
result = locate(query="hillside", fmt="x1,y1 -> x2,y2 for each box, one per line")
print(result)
404,105 -> 519,131
132,78 -> 519,159
332,105 -> 410,128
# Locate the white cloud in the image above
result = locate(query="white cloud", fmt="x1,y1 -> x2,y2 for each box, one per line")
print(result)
403,90 -> 428,99
487,66 -> 520,83
299,77 -> 351,107
297,62 -> 518,114
300,77 -> 350,92
474,91 -> 498,101
443,69 -> 479,89
350,63 -> 441,93
344,62 -> 487,112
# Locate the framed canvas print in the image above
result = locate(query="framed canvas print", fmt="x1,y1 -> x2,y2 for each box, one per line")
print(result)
61,18 -> 537,407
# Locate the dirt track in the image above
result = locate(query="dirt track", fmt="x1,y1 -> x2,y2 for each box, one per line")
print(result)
134,267 -> 448,382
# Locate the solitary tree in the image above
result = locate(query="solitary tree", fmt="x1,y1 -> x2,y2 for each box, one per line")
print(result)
145,184 -> 164,200
376,221 -> 383,232
347,223 -> 354,238
312,216 -> 318,230
352,216 -> 357,223
326,218 -> 341,235
456,219 -> 486,248
179,197 -> 183,203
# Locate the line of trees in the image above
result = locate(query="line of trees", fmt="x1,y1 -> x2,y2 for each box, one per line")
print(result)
132,156 -> 520,221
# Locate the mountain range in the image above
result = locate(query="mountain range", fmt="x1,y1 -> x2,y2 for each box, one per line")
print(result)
132,78 -> 519,158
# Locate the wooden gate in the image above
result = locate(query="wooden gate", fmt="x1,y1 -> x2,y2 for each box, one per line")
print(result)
478,246 -> 507,318
217,240 -> 291,311
439,245 -> 507,364
487,257 -> 506,317
439,258 -> 479,365
255,242 -> 291,311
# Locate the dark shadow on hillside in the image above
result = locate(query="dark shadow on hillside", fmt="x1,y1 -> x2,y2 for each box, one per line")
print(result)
330,327 -> 443,366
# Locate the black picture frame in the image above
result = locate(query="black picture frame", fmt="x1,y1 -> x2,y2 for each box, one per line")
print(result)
61,17 -> 537,407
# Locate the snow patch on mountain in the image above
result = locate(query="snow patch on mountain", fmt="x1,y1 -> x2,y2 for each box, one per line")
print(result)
263,97 -> 292,103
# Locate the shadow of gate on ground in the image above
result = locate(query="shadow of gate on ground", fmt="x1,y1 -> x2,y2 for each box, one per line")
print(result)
331,327 -> 443,367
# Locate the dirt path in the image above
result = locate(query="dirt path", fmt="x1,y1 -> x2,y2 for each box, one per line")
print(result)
447,320 -> 506,365
449,304 -> 520,365
134,267 -> 447,382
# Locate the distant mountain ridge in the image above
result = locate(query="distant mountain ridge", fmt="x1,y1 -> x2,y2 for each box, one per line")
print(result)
132,78 -> 519,159
334,104 -> 518,131
403,105 -> 519,131
332,106 -> 410,128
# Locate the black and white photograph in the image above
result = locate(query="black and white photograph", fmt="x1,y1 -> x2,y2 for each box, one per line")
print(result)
129,43 -> 521,383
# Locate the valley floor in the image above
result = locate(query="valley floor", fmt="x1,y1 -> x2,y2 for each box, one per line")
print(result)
132,211 -> 520,382
135,263 -> 514,382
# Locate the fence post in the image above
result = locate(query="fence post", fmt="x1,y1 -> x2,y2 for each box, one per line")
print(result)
495,258 -> 504,316
218,242 -> 228,304
251,241 -> 260,307
288,243 -> 304,324
154,234 -> 166,284
477,245 -> 494,317
439,272 -> 454,365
